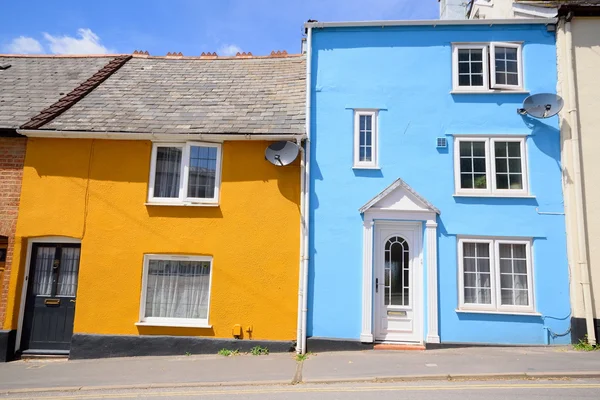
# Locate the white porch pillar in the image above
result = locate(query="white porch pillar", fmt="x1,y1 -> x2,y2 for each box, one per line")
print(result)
360,218 -> 374,343
426,220 -> 440,344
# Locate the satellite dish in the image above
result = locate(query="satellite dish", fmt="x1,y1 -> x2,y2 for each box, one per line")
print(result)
265,141 -> 300,166
517,93 -> 564,119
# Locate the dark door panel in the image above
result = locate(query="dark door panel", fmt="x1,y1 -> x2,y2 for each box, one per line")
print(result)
21,243 -> 80,353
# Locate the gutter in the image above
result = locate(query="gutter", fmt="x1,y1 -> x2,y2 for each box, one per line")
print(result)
296,25 -> 312,355
562,15 -> 596,345
305,18 -> 557,29
16,129 -> 305,142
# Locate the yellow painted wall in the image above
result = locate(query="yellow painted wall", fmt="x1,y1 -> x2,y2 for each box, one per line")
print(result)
4,138 -> 300,341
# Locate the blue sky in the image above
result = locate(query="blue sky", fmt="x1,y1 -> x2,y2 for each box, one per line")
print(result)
1,0 -> 439,56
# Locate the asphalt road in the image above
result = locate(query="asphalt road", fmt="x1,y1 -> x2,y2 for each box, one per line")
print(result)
5,379 -> 600,400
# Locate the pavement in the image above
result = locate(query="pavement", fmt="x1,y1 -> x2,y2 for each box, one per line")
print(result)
0,346 -> 599,395
4,379 -> 600,400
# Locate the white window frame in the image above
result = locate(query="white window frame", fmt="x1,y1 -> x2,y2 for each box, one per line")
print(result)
453,136 -> 529,197
490,42 -> 523,90
353,110 -> 379,169
458,237 -> 535,314
137,254 -> 214,328
147,141 -> 222,206
452,42 -> 524,92
452,44 -> 489,93
490,137 -> 529,196
457,237 -> 496,312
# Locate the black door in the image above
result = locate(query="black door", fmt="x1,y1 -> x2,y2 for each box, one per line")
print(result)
21,243 -> 81,353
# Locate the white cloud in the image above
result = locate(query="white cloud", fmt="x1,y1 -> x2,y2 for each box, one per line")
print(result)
43,28 -> 112,54
6,36 -> 44,54
218,44 -> 242,56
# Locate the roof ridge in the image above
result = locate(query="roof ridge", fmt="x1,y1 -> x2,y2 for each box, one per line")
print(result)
131,53 -> 304,60
21,55 -> 132,130
0,54 -> 127,58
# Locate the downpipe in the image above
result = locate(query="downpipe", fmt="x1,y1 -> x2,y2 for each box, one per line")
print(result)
296,140 -> 306,354
297,24 -> 313,354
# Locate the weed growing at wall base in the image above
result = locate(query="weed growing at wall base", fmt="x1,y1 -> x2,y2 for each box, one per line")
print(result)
295,352 -> 313,361
250,346 -> 269,355
218,348 -> 240,356
573,336 -> 599,351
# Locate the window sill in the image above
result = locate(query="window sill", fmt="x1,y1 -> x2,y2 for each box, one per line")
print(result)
135,321 -> 213,329
145,202 -> 219,207
451,90 -> 529,95
453,193 -> 535,199
456,309 -> 541,317
352,166 -> 381,170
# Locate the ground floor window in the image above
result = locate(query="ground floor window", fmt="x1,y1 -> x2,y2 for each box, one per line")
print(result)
457,237 -> 534,313
139,254 -> 213,327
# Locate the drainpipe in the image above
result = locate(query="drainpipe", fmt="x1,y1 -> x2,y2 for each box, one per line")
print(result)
296,24 -> 312,354
564,15 -> 596,345
296,140 -> 305,354
301,136 -> 311,355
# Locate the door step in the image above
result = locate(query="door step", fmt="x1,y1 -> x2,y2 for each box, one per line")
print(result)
20,349 -> 69,360
374,343 -> 425,351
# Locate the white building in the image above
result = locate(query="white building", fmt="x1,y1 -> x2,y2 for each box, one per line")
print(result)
467,0 -> 557,19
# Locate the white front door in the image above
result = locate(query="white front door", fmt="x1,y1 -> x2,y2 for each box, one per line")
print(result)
374,222 -> 422,343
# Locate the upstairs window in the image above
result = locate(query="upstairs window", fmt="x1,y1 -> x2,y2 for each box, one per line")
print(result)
454,136 -> 528,197
148,142 -> 222,205
452,42 -> 523,92
353,110 -> 378,169
456,45 -> 487,89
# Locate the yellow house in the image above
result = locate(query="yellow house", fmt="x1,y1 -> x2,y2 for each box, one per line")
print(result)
0,55 -> 126,361
3,52 -> 306,359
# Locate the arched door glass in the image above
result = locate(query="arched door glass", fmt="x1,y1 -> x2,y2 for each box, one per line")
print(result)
384,236 -> 410,306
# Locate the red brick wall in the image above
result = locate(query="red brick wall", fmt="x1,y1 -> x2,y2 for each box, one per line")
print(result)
0,137 -> 26,326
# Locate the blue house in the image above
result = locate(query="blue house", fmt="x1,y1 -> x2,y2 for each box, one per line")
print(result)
305,19 -> 571,347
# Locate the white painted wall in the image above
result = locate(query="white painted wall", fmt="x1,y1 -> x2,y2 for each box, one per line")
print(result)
468,0 -> 556,19
440,0 -> 468,19
558,17 -> 600,321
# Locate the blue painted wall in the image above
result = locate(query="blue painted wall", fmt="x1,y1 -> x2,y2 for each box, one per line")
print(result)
308,24 -> 571,345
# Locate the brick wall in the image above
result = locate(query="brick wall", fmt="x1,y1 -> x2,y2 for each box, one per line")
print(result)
0,137 -> 26,326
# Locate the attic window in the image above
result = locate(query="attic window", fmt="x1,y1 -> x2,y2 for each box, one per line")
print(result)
452,43 -> 524,92
0,64 -> 11,71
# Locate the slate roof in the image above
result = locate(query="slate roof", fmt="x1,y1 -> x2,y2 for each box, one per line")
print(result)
0,55 -> 116,129
516,0 -> 600,5
512,0 -> 600,12
41,55 -> 306,135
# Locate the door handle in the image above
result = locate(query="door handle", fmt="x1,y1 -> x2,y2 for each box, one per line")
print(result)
376,278 -> 378,293
70,299 -> 76,303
